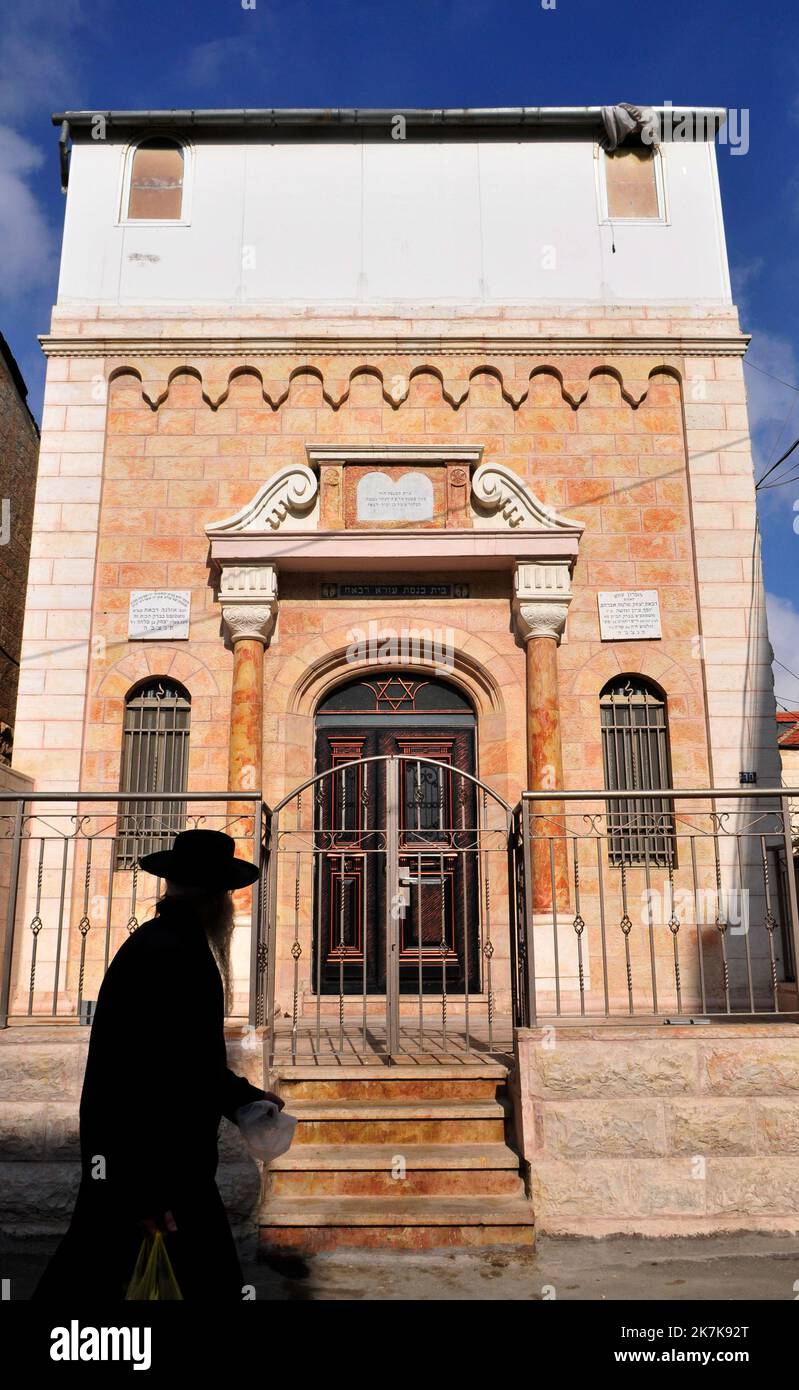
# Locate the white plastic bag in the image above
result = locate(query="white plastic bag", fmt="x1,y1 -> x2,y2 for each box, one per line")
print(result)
235,1099 -> 297,1163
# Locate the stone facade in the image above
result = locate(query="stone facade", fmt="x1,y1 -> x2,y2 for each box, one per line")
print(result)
14,305 -> 775,805
8,302 -> 780,1014
0,335 -> 39,762
514,1023 -> 799,1235
6,112 -> 785,1019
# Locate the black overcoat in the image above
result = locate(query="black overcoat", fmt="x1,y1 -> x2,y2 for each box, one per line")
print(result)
33,896 -> 266,1302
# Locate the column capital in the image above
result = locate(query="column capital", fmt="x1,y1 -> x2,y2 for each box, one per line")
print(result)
219,562 -> 279,646
511,560 -> 573,645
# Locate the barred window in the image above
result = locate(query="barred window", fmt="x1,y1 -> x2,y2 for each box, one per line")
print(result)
116,679 -> 190,869
600,676 -> 674,867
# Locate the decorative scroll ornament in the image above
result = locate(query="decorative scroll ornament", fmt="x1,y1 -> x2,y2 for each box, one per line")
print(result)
206,463 -> 319,535
471,462 -> 583,532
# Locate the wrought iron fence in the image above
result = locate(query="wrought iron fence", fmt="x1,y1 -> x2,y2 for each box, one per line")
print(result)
0,792 -> 266,1027
3,782 -> 798,1046
515,787 -> 799,1024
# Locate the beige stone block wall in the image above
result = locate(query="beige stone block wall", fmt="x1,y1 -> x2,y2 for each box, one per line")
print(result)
514,1023 -> 799,1235
683,354 -> 779,790
0,1025 -> 264,1237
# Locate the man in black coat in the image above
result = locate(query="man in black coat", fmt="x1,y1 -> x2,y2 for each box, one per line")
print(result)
33,829 -> 282,1302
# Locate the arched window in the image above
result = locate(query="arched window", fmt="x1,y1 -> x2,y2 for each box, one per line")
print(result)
600,676 -> 674,866
117,679 -> 191,868
126,138 -> 185,220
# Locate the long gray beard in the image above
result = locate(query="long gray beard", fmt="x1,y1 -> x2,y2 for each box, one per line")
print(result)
199,894 -> 235,1015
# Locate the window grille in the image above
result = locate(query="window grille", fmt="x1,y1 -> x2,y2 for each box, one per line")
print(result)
600,677 -> 674,866
116,679 -> 190,869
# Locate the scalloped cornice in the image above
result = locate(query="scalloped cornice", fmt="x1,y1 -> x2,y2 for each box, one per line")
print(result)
89,358 -> 699,416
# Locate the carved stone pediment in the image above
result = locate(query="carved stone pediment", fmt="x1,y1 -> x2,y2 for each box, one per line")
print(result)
206,453 -> 580,542
206,463 -> 319,535
471,463 -> 583,533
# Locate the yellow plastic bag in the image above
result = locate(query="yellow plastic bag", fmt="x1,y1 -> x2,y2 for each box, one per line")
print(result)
125,1230 -> 183,1301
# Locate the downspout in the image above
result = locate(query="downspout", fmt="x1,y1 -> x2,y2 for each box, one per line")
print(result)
58,119 -> 70,192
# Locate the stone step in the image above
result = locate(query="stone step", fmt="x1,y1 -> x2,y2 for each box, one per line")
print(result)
265,1142 -> 525,1198
259,1195 -> 535,1251
288,1098 -> 508,1145
278,1070 -> 507,1102
274,1063 -> 509,1080
268,1167 -> 525,1198
269,1141 -> 520,1170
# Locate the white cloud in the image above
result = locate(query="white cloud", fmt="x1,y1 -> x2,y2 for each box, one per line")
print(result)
744,332 -> 799,529
730,256 -> 764,320
0,2 -> 88,303
0,126 -> 55,295
0,0 -> 85,121
766,591 -> 799,708
744,330 -> 799,445
185,36 -> 260,87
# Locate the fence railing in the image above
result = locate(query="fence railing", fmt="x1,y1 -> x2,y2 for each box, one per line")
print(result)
515,787 -> 799,1024
2,784 -> 798,1037
0,792 -> 267,1027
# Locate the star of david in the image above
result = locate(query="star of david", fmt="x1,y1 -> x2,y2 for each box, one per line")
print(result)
369,677 -> 424,712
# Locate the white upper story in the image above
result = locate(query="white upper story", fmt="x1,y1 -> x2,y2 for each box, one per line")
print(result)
52,107 -> 733,312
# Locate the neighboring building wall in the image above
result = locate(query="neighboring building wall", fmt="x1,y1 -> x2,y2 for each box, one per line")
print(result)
778,713 -> 799,843
0,335 -> 39,763
0,763 -> 34,1006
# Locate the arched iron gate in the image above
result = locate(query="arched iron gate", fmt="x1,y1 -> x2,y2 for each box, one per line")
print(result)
256,755 -> 526,1063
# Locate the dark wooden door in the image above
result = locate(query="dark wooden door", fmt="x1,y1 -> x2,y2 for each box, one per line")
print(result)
313,727 -> 479,996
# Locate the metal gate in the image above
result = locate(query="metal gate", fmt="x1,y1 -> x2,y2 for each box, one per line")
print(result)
260,755 -> 522,1063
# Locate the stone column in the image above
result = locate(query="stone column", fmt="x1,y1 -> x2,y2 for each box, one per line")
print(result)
512,562 -> 573,911
217,564 -> 277,1013
219,563 -> 279,800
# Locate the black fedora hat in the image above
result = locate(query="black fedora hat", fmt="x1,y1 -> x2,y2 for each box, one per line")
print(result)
138,829 -> 259,890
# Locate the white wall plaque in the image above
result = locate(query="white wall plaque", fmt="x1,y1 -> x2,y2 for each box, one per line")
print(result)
128,590 -> 191,641
356,471 -> 434,522
597,590 -> 661,641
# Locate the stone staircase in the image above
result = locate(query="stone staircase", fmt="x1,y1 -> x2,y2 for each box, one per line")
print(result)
260,1062 -> 535,1250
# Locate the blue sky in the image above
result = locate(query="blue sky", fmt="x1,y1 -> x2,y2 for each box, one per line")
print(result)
2,0 -> 799,702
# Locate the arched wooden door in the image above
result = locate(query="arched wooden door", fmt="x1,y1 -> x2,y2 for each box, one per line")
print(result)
314,672 -> 479,998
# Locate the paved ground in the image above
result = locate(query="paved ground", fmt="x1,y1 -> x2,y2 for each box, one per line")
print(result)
4,1232 -> 799,1300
